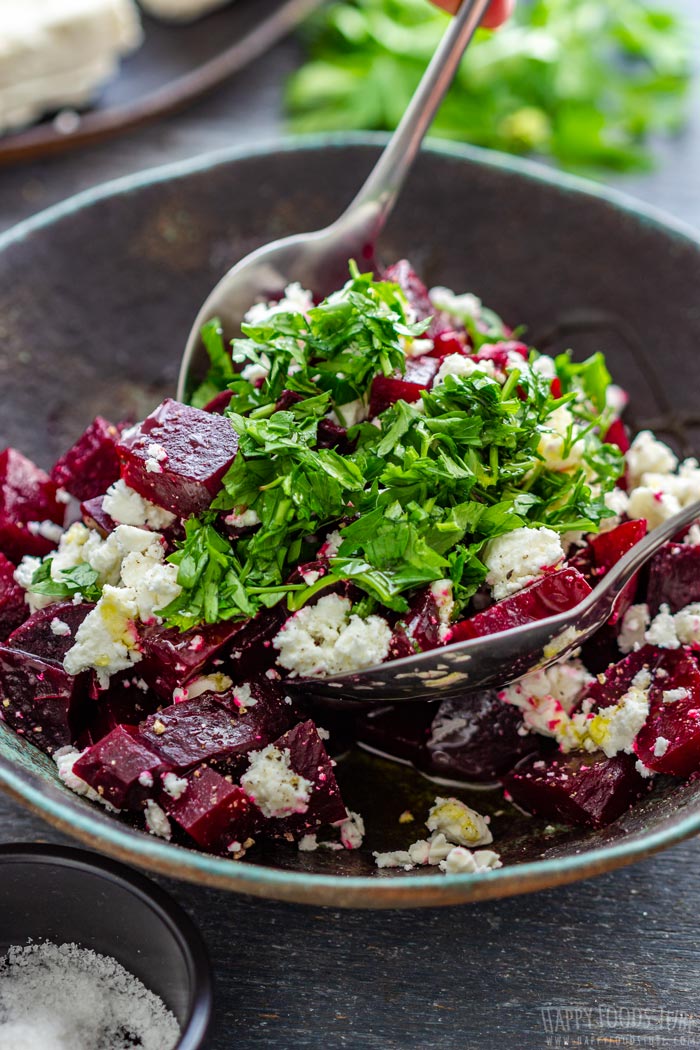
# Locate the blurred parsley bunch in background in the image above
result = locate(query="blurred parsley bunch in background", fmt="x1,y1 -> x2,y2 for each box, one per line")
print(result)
286,0 -> 692,173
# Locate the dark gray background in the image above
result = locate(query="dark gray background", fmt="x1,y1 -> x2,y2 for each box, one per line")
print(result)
1,3 -> 699,1047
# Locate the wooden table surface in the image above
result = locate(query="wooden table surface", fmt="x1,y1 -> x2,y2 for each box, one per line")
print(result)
1,5 -> 699,1047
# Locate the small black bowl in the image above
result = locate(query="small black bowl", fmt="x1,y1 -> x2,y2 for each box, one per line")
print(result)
0,844 -> 212,1049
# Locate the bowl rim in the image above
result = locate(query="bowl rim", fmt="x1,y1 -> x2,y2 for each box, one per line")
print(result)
0,842 -> 213,1048
2,132 -> 700,907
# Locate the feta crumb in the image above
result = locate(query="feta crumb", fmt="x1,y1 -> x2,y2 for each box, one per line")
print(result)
627,486 -> 681,530
332,398 -> 369,428
231,683 -> 255,708
298,834 -> 318,852
224,507 -> 260,529
483,526 -> 564,601
147,442 -> 167,462
626,431 -> 678,487
162,772 -> 188,800
584,669 -> 652,757
49,618 -> 71,637
138,770 -> 154,789
618,603 -> 651,654
499,656 -> 593,738
301,569 -> 321,586
537,405 -> 586,472
318,530 -> 343,558
684,524 -> 700,546
373,849 -> 414,870
426,797 -> 492,847
103,479 -> 175,530
645,604 -> 680,649
662,687 -> 688,704
240,745 -> 312,819
54,746 -> 119,812
240,356 -> 271,384
635,759 -> 655,779
273,594 -> 392,678
433,353 -> 498,387
144,799 -> 172,840
429,286 -> 482,321
673,603 -> 700,645
244,282 -> 313,325
430,579 -> 454,642
439,846 -> 502,875
27,519 -> 64,543
336,810 -> 365,850
653,736 -> 670,758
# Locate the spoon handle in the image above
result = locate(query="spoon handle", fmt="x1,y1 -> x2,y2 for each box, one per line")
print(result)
586,499 -> 700,614
338,0 -> 491,240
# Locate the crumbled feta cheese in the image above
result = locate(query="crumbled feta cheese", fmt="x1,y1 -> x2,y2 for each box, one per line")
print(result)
685,524 -> 700,546
429,580 -> 454,642
138,771 -> 154,789
103,479 -> 175,530
653,736 -> 670,758
318,530 -> 343,558
499,657 -> 593,737
662,687 -> 688,704
27,519 -> 64,543
162,772 -> 188,800
332,398 -> 368,428
373,849 -> 414,870
144,799 -> 171,840
626,487 -> 681,530
599,487 -> 630,533
404,337 -> 434,358
483,526 -> 564,601
429,286 -> 482,321
439,846 -> 502,874
426,797 -> 492,847
645,604 -> 680,650
301,569 -> 321,586
244,282 -> 313,325
635,759 -> 655,779
241,354 -> 271,385
240,745 -> 312,819
537,405 -> 586,472
583,669 -> 652,757
298,834 -> 318,852
54,746 -> 119,812
626,431 -> 678,487
273,594 -> 392,678
336,810 -> 365,850
618,603 -> 651,654
672,603 -> 700,645
433,353 -> 498,387
224,507 -> 260,529
231,683 -> 255,709
49,618 -> 71,637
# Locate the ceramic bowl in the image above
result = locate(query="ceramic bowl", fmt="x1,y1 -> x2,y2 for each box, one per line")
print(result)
2,136 -> 700,907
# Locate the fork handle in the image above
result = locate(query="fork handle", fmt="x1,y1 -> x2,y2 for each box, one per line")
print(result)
337,0 -> 492,242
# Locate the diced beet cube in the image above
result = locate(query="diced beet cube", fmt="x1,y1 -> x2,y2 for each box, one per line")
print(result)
316,418 -> 355,455
583,645 -> 658,711
137,620 -> 245,701
647,542 -> 700,615
389,586 -> 444,659
203,391 -> 233,415
589,518 -> 647,622
383,260 -> 433,321
116,399 -> 238,517
0,645 -> 87,754
166,766 -> 259,851
50,417 -> 123,501
8,601 -> 93,664
603,418 -> 631,455
634,649 -> 700,776
0,449 -> 64,562
448,568 -> 592,643
73,725 -> 171,810
140,684 -> 296,774
502,750 -> 648,829
369,375 -> 427,418
404,356 -> 439,387
82,672 -> 161,745
355,703 -> 436,765
418,691 -> 541,783
80,495 -> 116,536
0,553 -> 27,640
250,720 -> 346,836
429,330 -> 466,359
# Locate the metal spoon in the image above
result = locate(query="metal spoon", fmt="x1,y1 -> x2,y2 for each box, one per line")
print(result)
294,500 -> 700,703
177,0 -> 492,401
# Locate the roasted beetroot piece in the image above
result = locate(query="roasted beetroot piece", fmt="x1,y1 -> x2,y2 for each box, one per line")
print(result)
418,691 -> 541,783
249,720 -> 347,837
73,725 -> 171,810
316,418 -> 355,455
116,399 -> 238,517
140,687 -> 296,775
405,356 -> 439,387
603,418 -> 631,455
166,766 -> 259,851
0,553 -> 27,640
369,375 -> 426,417
355,703 -> 436,764
0,646 -> 86,753
647,542 -> 700,615
503,750 -> 648,829
588,518 -> 647,622
389,586 -> 445,659
137,620 -> 245,701
82,672 -> 161,745
0,448 -> 64,562
8,601 -> 93,664
203,391 -> 233,415
634,649 -> 700,776
583,645 -> 659,712
448,568 -> 592,643
80,496 -> 115,537
383,260 -> 433,321
50,417 -> 122,502
429,329 -> 467,359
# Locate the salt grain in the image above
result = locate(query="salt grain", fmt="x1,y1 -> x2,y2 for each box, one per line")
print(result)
0,941 -> 181,1050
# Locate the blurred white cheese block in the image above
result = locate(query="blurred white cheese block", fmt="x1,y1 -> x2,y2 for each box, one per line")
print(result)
139,0 -> 232,22
0,0 -> 143,135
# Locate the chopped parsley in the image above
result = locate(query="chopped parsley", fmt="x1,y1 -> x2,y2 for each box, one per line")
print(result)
158,264 -> 623,630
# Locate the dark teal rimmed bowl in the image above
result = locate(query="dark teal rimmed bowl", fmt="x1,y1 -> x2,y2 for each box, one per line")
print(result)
2,134 -> 700,908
